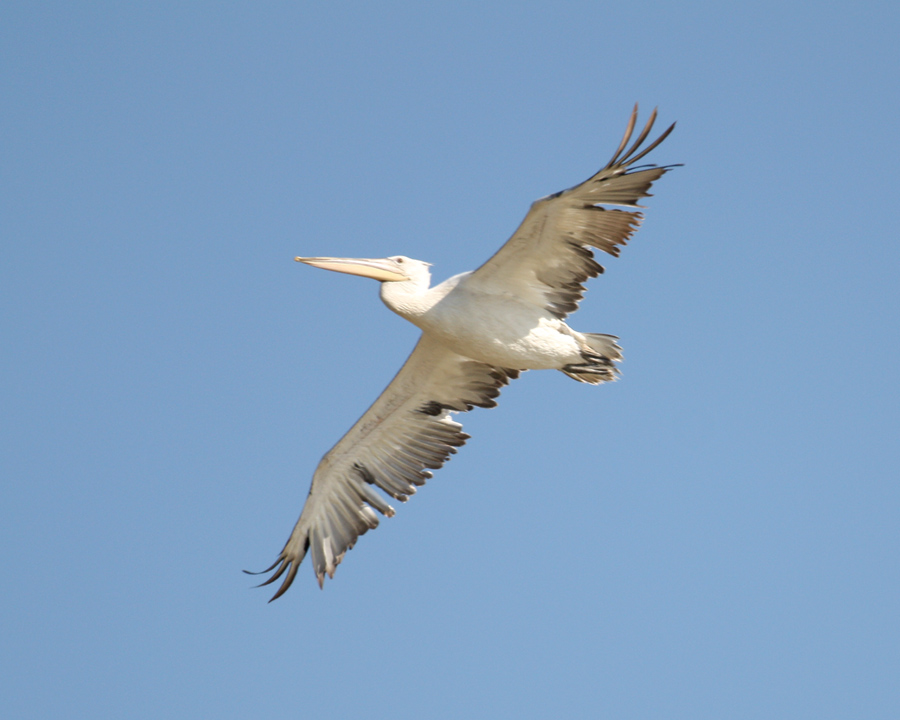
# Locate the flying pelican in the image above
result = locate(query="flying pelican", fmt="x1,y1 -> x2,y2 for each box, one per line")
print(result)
249,105 -> 676,600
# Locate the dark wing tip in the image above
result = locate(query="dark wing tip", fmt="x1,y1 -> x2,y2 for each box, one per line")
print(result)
625,120 -> 676,167
268,561 -> 300,602
245,548 -> 304,602
243,556 -> 284,576
604,107 -> 676,173
605,103 -> 639,168
620,106 -> 658,164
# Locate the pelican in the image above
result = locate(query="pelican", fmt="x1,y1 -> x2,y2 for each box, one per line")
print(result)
249,106 -> 676,599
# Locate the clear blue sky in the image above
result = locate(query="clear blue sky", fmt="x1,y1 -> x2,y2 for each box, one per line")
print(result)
2,2 -> 899,718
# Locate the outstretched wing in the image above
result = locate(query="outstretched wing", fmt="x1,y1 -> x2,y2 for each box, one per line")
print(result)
249,334 -> 518,600
465,105 -> 676,319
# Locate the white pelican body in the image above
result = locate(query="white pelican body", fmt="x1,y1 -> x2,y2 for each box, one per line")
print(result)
249,106 -> 676,599
384,270 -> 601,371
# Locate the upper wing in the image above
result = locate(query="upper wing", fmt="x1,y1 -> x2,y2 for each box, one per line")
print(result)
465,105 -> 676,319
250,334 -> 519,600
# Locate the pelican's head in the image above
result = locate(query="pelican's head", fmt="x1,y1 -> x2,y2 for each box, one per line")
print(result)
294,255 -> 431,285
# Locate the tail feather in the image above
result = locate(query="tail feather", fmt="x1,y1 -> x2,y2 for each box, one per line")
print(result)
582,333 -> 623,361
560,333 -> 622,385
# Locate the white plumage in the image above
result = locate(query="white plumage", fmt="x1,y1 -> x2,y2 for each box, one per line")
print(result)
248,105 -> 676,599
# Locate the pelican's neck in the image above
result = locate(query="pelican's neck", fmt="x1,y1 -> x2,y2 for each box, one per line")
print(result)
379,277 -> 434,322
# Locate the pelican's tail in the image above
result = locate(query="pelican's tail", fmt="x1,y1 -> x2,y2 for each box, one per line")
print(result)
560,333 -> 622,385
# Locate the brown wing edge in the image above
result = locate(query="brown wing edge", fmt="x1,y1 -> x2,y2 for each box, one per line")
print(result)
245,361 -> 520,601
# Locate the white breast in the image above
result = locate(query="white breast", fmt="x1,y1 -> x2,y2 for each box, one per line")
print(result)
417,287 -> 584,369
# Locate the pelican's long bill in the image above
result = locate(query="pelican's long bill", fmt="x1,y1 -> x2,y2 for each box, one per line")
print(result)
295,256 -> 409,282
